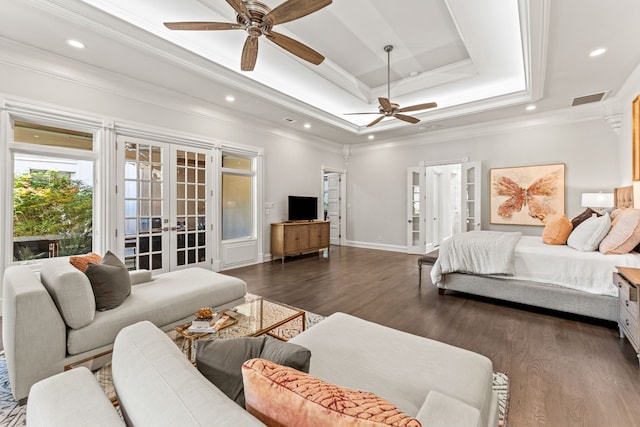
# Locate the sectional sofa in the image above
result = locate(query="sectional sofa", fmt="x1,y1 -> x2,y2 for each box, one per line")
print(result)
27,313 -> 499,427
2,260 -> 248,401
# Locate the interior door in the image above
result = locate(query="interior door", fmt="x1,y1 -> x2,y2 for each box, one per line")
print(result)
406,167 -> 426,254
461,161 -> 482,231
119,136 -> 212,273
325,173 -> 341,245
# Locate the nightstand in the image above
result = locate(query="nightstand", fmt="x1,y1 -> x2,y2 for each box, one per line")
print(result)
615,266 -> 640,365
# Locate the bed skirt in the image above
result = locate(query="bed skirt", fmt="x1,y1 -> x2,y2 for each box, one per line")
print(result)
439,272 -> 619,323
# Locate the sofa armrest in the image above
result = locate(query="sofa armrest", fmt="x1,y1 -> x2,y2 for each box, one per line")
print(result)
2,266 -> 67,401
417,391 -> 482,427
27,367 -> 124,427
129,269 -> 152,285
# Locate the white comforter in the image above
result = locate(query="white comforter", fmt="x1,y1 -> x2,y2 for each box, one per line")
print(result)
430,231 -> 522,286
431,232 -> 640,297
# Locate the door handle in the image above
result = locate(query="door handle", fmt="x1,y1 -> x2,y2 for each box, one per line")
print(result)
408,220 -> 412,223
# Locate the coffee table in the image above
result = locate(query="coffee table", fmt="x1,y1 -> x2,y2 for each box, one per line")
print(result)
174,296 -> 306,362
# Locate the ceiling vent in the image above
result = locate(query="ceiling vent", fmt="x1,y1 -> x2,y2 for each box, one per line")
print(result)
571,92 -> 607,107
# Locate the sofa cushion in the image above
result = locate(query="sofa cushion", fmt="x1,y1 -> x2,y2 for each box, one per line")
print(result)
112,321 -> 264,427
66,268 -> 247,355
27,367 -> 125,427
242,358 -> 422,427
40,261 -> 96,329
69,253 -> 102,272
129,269 -> 152,285
289,313 -> 496,427
85,251 -> 131,311
570,208 -> 601,230
416,391 -> 480,427
196,336 -> 310,407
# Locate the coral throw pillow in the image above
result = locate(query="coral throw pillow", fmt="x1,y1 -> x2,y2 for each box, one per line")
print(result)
542,214 -> 573,245
242,358 -> 422,427
69,252 -> 102,272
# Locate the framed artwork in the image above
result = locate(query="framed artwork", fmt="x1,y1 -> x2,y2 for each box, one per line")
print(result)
633,94 -> 640,181
490,163 -> 565,226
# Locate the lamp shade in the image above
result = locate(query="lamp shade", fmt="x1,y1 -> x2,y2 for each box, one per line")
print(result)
581,192 -> 614,208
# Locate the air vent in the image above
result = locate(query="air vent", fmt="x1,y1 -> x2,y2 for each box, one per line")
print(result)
571,92 -> 607,107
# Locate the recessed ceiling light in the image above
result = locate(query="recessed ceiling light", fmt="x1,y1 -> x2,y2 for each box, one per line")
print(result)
589,48 -> 606,57
526,105 -> 536,111
367,135 -> 375,140
225,95 -> 235,102
66,39 -> 85,49
303,123 -> 311,129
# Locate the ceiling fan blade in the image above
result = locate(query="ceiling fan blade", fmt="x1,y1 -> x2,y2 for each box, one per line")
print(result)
393,114 -> 420,124
164,22 -> 243,31
366,116 -> 385,127
265,31 -> 324,65
241,36 -> 259,71
265,0 -> 332,26
397,102 -> 438,113
344,112 -> 380,115
378,97 -> 393,112
225,0 -> 251,18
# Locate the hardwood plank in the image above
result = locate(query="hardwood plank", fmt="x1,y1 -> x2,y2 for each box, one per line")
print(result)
226,245 -> 640,427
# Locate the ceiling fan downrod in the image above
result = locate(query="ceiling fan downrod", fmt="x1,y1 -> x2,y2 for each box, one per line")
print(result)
384,44 -> 393,101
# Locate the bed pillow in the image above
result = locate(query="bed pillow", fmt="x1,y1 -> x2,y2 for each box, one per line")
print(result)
84,251 -> 131,311
542,214 -> 573,245
570,208 -> 601,230
242,358 -> 422,427
567,212 -> 611,251
599,209 -> 640,254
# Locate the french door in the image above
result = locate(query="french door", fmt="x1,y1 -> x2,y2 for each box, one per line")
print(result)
406,167 -> 425,254
118,136 -> 212,273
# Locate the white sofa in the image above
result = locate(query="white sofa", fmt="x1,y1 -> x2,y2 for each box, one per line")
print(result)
27,313 -> 499,427
2,261 -> 247,401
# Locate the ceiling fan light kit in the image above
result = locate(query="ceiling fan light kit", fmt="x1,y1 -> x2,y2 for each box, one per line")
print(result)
164,0 -> 331,71
345,44 -> 438,128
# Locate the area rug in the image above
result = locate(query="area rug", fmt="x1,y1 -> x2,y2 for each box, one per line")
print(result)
0,309 -> 509,426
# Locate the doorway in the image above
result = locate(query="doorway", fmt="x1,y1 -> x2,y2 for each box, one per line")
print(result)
406,161 -> 480,254
322,168 -> 346,246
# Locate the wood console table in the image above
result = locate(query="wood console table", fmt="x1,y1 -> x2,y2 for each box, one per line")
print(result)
271,221 -> 330,263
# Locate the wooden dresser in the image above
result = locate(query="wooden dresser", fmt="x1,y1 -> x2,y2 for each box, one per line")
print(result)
615,266 -> 640,365
271,221 -> 330,263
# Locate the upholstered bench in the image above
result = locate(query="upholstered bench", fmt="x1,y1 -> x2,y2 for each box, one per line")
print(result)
418,249 -> 439,287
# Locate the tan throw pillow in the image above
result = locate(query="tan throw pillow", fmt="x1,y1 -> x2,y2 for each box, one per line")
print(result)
69,252 -> 102,272
542,214 -> 573,245
242,358 -> 422,427
599,209 -> 640,254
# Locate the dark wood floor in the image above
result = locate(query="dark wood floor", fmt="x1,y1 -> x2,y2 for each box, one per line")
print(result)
226,245 -> 640,427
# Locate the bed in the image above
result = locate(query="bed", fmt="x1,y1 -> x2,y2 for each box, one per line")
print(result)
428,186 -> 639,323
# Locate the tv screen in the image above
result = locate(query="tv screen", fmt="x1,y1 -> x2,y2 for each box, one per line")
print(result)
288,196 -> 318,221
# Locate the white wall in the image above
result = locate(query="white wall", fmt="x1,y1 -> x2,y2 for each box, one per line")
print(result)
0,57 -> 344,263
347,117 -> 621,247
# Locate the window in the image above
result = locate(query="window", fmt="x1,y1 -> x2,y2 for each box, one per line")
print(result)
221,153 -> 255,240
12,122 -> 95,261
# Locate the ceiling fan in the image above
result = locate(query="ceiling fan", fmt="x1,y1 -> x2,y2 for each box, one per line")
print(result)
164,0 -> 331,71
345,45 -> 437,127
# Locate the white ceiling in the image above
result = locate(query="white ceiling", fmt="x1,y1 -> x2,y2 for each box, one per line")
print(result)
1,0 -> 640,145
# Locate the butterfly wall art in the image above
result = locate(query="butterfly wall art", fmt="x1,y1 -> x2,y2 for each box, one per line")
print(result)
490,163 -> 565,226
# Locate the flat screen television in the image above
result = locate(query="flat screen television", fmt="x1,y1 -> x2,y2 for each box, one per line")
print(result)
288,196 -> 318,221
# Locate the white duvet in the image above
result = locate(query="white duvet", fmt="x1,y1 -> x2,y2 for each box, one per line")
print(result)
431,233 -> 640,297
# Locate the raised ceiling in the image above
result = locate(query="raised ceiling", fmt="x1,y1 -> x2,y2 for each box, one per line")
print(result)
1,0 -> 640,144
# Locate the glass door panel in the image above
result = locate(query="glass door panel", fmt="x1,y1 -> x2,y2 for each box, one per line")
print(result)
406,167 -> 425,254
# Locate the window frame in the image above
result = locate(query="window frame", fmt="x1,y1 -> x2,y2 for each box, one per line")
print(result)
1,101 -> 105,272
220,150 -> 257,241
